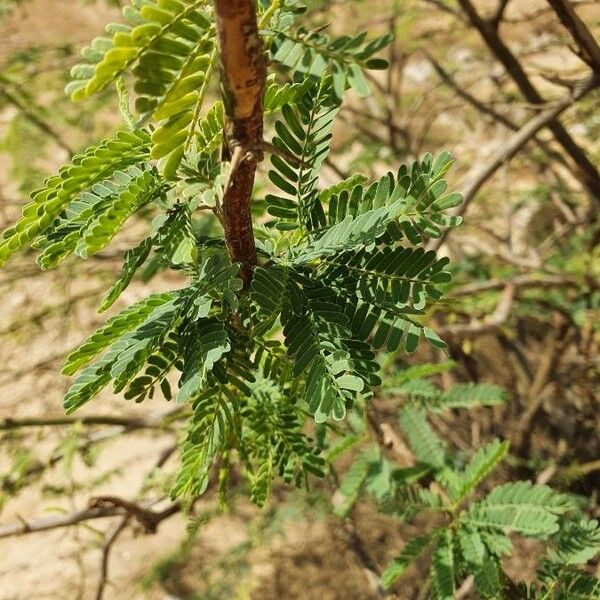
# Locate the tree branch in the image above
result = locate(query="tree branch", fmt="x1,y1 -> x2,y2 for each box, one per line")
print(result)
0,495 -> 180,540
94,516 -> 131,600
545,0 -> 600,70
0,505 -> 123,539
213,0 -> 266,285
424,52 -> 569,170
457,0 -> 600,201
449,274 -> 579,297
0,414 -> 177,431
0,81 -> 74,156
429,73 -> 598,251
439,283 -> 516,340
94,445 -> 177,600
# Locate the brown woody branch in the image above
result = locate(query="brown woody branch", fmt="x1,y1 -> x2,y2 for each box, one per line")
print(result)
429,73 -> 598,252
0,414 -> 177,431
490,0 -> 512,28
457,0 -> 600,202
546,0 -> 600,70
93,445 -> 177,600
213,0 -> 266,285
0,505 -> 124,539
0,498 -> 180,539
424,52 -> 570,171
95,516 -> 131,600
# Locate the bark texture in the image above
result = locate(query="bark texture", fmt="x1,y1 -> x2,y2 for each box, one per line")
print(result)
213,0 -> 267,284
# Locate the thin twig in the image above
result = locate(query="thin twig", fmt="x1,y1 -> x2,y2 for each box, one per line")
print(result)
429,74 -> 599,252
93,445 -> 177,600
450,274 -> 578,297
545,0 -> 600,70
513,319 -> 571,453
424,52 -> 569,171
457,0 -> 600,201
0,505 -> 125,539
0,82 -> 74,156
0,414 -> 178,431
440,284 -> 516,340
94,516 -> 131,600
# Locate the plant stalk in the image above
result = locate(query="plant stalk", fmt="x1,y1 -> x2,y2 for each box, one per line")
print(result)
213,0 -> 267,285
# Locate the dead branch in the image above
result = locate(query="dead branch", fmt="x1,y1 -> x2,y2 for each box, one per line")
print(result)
94,516 -> 131,600
490,0 -> 512,28
460,74 -> 598,208
450,274 -> 579,297
93,445 -> 177,600
0,286 -> 106,336
457,0 -> 600,202
545,0 -> 600,70
440,284 -> 516,340
2,410 -> 181,493
0,505 -> 123,539
0,414 -> 178,431
0,81 -> 74,156
88,496 -> 180,534
513,319 -> 571,453
0,498 -> 180,539
429,73 -> 598,252
424,52 -> 569,170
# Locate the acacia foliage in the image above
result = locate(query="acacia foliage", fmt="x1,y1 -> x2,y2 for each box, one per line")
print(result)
0,0 -> 463,505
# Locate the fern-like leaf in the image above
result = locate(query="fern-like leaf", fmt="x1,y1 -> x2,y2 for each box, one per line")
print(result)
171,384 -> 237,497
270,27 -> 392,98
466,481 -> 572,537
381,533 -> 433,589
98,237 -> 153,312
266,78 -> 339,230
177,319 -> 231,404
282,306 -> 364,422
454,439 -> 509,502
62,292 -> 174,375
0,129 -> 150,266
398,406 -> 446,469
333,448 -> 378,518
431,530 -> 455,600
68,0 -> 217,176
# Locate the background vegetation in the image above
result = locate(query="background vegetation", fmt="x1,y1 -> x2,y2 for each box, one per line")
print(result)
0,0 -> 598,598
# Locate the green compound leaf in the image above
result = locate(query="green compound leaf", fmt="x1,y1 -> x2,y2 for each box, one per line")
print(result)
466,481 -> 573,537
381,533 -> 433,589
0,129 -> 150,267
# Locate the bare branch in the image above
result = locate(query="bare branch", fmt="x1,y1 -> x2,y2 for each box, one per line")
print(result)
88,496 -> 180,534
546,0 -> 600,70
450,274 -> 579,297
94,517 -> 131,600
93,445 -> 177,600
1,477 -> 180,540
440,284 -> 516,340
513,319 -> 571,452
420,0 -> 463,20
429,74 -> 598,252
490,0 -> 512,28
461,75 -> 598,209
0,414 -> 179,431
457,0 -> 600,201
0,79 -> 74,156
424,52 -> 569,170
0,505 -> 124,539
